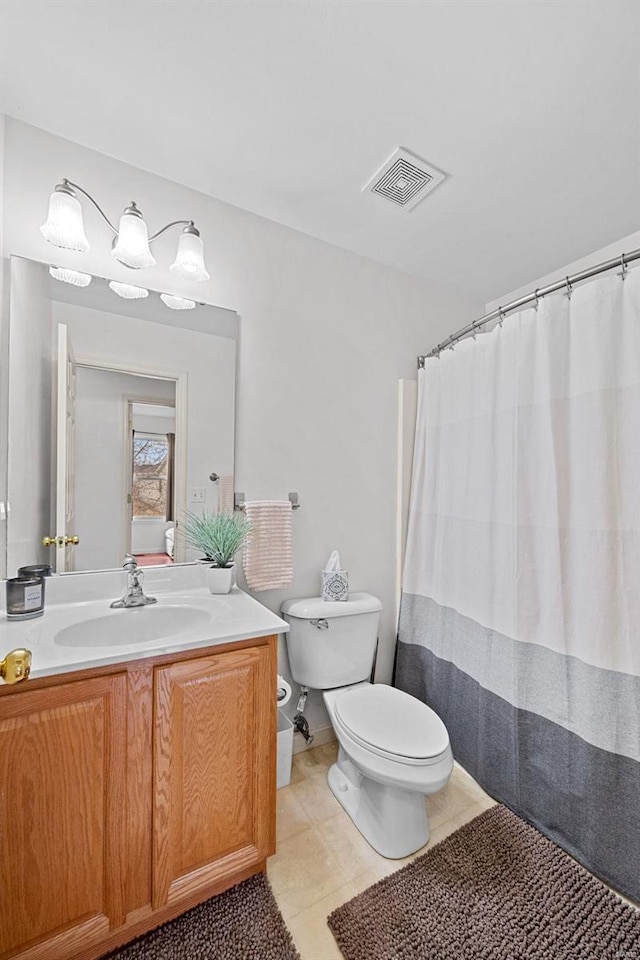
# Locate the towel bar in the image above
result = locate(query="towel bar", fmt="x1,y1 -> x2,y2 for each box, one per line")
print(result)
234,492 -> 300,511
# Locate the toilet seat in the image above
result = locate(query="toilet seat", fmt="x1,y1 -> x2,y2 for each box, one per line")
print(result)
334,684 -> 450,766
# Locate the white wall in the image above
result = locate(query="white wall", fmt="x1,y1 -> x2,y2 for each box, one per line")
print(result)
396,379 -> 418,623
73,366 -> 175,570
1,117 -> 481,735
132,412 -> 175,436
486,231 -> 640,313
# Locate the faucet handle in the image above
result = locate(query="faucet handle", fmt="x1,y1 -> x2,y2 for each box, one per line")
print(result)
123,554 -> 137,571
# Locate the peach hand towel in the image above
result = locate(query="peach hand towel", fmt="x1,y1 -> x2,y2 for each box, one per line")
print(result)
217,475 -> 235,515
242,500 -> 293,591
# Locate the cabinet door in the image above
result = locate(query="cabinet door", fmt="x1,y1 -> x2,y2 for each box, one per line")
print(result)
153,644 -> 275,909
0,674 -> 127,960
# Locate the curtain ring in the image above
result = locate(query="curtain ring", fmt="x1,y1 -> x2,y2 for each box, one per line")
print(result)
564,276 -> 572,299
618,252 -> 628,281
533,289 -> 540,311
497,307 -> 505,328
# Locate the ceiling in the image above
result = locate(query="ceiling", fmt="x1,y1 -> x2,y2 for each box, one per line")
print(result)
1,0 -> 639,302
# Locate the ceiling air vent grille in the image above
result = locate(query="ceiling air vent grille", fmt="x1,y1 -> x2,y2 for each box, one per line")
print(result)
363,148 -> 445,211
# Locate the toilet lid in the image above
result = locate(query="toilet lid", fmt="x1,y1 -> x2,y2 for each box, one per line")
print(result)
334,684 -> 450,761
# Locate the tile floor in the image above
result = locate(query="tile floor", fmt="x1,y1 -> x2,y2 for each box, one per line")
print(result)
270,741 -> 639,959
268,741 -> 496,960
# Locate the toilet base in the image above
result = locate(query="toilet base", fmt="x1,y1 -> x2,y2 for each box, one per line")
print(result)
327,753 -> 430,859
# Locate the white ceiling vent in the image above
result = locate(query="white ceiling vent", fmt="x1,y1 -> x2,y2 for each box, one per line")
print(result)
363,148 -> 445,211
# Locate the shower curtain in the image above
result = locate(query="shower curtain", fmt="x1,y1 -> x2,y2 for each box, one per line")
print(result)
396,268 -> 640,902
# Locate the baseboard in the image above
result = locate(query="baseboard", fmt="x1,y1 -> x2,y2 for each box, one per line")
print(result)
292,724 -> 336,754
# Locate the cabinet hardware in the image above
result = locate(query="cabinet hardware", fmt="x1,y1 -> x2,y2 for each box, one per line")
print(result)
0,648 -> 32,684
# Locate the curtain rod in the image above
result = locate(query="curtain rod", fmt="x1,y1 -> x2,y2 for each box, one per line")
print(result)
418,248 -> 640,366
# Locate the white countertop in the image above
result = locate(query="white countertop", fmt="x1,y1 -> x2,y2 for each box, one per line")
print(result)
0,565 -> 289,681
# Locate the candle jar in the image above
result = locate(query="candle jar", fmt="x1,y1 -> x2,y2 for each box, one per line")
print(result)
5,576 -> 46,621
17,564 -> 52,578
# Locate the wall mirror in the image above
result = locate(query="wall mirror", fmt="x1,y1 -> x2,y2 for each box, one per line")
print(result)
6,256 -> 238,575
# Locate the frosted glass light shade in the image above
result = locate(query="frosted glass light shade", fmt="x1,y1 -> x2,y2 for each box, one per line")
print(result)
170,229 -> 210,281
111,209 -> 156,269
160,293 -> 196,311
40,191 -> 89,252
108,281 -> 149,299
49,266 -> 92,287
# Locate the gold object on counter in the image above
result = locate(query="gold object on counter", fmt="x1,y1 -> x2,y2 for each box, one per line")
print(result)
0,648 -> 32,684
42,534 -> 80,547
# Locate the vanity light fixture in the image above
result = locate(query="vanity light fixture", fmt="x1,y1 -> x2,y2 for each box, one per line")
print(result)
108,280 -> 149,299
40,179 -> 210,279
111,202 -> 156,269
41,185 -> 89,252
170,225 -> 209,281
160,293 -> 196,310
49,265 -> 92,287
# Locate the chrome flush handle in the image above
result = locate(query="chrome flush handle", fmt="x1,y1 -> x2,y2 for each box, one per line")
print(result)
310,619 -> 329,630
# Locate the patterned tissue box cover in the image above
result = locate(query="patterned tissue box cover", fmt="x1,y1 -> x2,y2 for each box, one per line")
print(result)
322,570 -> 349,601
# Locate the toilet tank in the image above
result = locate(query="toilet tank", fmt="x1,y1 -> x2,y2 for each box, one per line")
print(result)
281,593 -> 382,689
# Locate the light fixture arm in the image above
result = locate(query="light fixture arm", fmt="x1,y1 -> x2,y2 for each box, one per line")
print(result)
62,182 -> 199,244
62,179 -> 119,235
148,220 -> 197,243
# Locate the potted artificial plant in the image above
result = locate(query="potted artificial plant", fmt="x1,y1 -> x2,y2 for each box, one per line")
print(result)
182,511 -> 251,594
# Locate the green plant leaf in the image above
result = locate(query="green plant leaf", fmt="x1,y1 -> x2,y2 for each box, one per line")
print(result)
181,511 -> 251,567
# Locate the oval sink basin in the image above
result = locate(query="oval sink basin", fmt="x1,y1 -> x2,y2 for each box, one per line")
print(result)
54,604 -> 213,648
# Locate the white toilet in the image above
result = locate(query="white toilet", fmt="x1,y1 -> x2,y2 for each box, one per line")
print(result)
281,593 -> 453,859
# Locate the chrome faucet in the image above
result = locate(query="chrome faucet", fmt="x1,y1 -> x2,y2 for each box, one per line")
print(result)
110,555 -> 157,609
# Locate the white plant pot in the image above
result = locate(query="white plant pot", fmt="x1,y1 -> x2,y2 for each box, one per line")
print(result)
204,563 -> 235,594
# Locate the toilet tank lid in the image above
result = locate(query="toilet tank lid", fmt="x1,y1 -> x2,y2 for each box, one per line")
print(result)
281,592 -> 382,619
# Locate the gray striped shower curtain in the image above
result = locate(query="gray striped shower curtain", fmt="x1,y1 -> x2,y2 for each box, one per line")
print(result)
396,268 -> 640,902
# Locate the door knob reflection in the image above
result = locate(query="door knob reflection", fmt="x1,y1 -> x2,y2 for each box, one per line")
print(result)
42,535 -> 80,547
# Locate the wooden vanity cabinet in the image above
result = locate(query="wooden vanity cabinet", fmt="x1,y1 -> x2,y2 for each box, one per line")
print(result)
0,634 -> 277,960
153,644 -> 275,909
0,674 -> 128,960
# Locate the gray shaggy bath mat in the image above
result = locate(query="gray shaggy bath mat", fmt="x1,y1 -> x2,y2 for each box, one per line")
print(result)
103,873 -> 299,959
329,804 -> 640,959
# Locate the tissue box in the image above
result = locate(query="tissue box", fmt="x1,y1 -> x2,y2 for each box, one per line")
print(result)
322,569 -> 349,602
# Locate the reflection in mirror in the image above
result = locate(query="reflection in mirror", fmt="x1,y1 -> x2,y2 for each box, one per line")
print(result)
6,256 -> 238,576
130,402 -> 176,566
